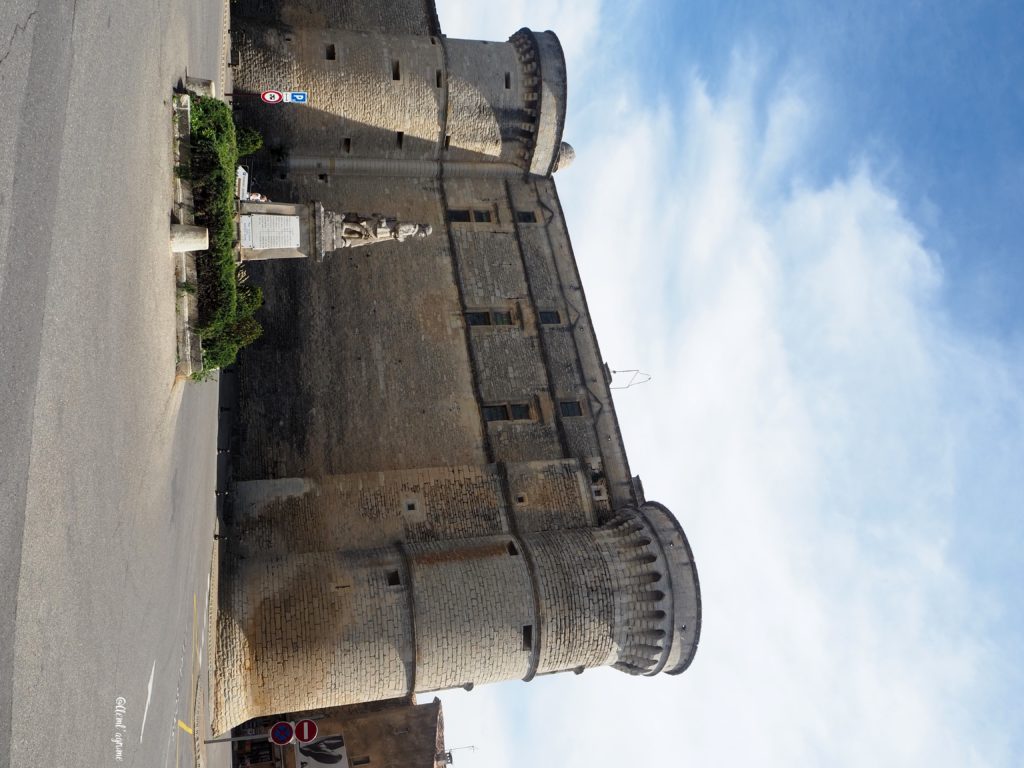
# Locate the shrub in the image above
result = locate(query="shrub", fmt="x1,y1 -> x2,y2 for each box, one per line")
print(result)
188,95 -> 264,376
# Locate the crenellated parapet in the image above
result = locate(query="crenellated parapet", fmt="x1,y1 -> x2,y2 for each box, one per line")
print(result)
508,28 -> 568,176
595,503 -> 701,676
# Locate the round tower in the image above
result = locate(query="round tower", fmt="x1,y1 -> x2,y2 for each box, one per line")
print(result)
230,18 -> 569,175
214,503 -> 700,730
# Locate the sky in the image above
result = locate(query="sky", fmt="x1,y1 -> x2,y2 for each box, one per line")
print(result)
433,1 -> 1024,765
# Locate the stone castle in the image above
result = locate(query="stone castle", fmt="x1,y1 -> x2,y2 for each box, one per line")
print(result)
212,0 -> 701,734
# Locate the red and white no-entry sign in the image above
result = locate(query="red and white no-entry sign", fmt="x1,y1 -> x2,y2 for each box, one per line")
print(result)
269,720 -> 294,746
295,718 -> 319,744
261,90 -> 284,104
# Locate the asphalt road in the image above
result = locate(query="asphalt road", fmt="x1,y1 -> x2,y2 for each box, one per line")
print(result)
0,0 -> 228,765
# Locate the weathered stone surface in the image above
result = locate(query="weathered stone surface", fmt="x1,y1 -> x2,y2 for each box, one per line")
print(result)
211,6 -> 701,735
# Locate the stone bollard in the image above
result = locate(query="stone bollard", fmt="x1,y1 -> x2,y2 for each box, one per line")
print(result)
185,77 -> 217,98
171,224 -> 209,253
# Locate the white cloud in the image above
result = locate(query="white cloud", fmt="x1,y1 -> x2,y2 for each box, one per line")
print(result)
437,8 -> 1024,768
434,0 -> 602,72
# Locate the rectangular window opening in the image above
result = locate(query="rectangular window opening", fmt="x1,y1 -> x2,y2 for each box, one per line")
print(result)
465,311 -> 491,326
538,310 -> 562,325
515,494 -> 527,505
522,625 -> 533,651
396,131 -> 404,149
436,70 -> 443,88
391,60 -> 401,80
448,209 -> 471,223
483,404 -> 510,422
491,311 -> 513,325
559,400 -> 584,417
405,501 -> 417,512
516,210 -> 537,223
504,72 -> 512,89
507,541 -> 519,556
353,758 -> 370,766
343,137 -> 352,154
444,135 -> 451,149
387,570 -> 401,586
473,210 -> 492,223
325,44 -> 336,60
509,403 -> 531,420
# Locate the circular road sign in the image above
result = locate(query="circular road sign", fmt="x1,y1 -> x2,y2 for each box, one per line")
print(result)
295,718 -> 319,744
269,720 -> 294,746
261,90 -> 284,104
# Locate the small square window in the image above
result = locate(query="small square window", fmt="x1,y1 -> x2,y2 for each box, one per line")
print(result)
509,403 -> 531,420
491,311 -> 513,325
483,405 -> 510,421
559,400 -> 583,417
473,210 -> 492,223
387,570 -> 401,586
466,312 -> 491,326
538,310 -> 561,325
325,44 -> 337,60
405,501 -> 417,512
448,209 -> 471,222
515,494 -> 527,504
516,211 -> 537,223
507,541 -> 519,556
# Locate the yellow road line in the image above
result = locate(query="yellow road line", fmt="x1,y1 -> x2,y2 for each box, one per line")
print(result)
178,720 -> 194,735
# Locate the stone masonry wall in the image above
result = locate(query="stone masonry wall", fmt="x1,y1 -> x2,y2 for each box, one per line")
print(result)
214,547 -> 414,730
408,538 -> 536,691
522,529 -> 616,674
231,0 -> 440,35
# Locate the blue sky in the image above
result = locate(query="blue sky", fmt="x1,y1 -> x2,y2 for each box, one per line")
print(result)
435,1 -> 1024,765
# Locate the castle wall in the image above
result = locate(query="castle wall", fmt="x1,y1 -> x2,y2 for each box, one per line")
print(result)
523,529 -> 616,674
215,547 -> 415,728
231,0 -> 441,35
228,459 -> 599,556
408,538 -> 536,690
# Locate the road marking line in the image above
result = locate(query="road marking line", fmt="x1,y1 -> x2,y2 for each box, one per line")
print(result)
178,720 -> 193,735
140,660 -> 156,743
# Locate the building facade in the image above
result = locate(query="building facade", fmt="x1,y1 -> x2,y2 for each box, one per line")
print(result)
233,696 -> 445,768
213,0 -> 701,734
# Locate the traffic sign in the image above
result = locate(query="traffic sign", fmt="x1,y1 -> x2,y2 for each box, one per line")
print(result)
261,90 -> 284,104
269,721 -> 294,746
286,91 -> 308,103
295,719 -> 318,744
